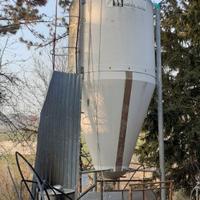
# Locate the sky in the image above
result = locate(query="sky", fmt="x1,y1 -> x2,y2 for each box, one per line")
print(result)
1,0 -> 67,76
0,0 -> 68,115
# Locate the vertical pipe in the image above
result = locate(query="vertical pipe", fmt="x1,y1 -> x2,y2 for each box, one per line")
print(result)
155,4 -> 166,200
101,181 -> 104,200
94,172 -> 97,192
117,180 -> 120,190
169,181 -> 173,200
79,143 -> 83,194
76,0 -> 81,74
52,0 -> 58,71
142,183 -> 145,200
79,174 -> 82,193
160,181 -> 162,199
128,186 -> 132,200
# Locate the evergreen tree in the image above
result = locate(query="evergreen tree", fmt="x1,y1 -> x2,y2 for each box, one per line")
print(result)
0,0 -> 47,34
137,0 -> 200,192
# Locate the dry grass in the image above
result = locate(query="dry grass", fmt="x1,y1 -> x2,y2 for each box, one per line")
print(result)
0,154 -> 36,200
0,133 -> 36,200
0,135 -> 191,200
0,162 -> 16,200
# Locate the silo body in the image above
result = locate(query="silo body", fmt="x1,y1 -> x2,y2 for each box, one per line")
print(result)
80,0 -> 155,174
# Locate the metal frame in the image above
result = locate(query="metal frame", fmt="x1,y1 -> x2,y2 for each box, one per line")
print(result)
78,165 -> 173,200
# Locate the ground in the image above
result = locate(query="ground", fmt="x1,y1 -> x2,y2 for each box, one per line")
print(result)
0,133 -> 190,200
0,133 -> 36,200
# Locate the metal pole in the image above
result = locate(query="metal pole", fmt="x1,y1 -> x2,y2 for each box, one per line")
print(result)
101,181 -> 104,200
155,3 -> 166,200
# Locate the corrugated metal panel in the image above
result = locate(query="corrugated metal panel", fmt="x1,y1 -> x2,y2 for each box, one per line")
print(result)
35,71 -> 81,190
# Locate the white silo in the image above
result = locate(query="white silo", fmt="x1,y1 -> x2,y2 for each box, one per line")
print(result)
80,0 -> 155,177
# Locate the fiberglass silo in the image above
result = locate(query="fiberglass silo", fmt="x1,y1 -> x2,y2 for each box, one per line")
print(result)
80,0 -> 155,177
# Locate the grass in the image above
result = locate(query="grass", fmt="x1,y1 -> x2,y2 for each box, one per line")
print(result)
0,133 -> 10,142
0,133 -> 36,200
0,154 -> 35,200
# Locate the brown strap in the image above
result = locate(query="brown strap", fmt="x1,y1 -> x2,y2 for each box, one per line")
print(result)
115,71 -> 133,171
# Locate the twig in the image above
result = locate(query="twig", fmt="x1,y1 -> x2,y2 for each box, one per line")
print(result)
7,166 -> 21,200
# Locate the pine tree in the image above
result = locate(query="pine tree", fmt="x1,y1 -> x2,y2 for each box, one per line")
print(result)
136,0 -> 200,192
0,0 -> 47,34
